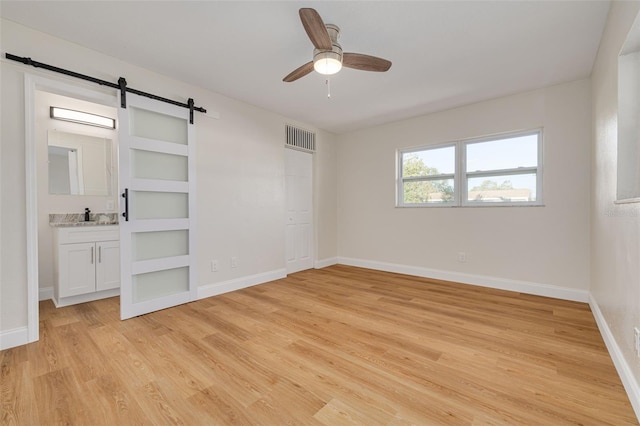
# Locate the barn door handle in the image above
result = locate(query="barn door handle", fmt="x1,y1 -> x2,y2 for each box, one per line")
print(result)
121,188 -> 129,222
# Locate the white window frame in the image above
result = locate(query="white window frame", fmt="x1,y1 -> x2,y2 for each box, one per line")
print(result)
397,142 -> 457,207
616,12 -> 640,203
397,129 -> 543,208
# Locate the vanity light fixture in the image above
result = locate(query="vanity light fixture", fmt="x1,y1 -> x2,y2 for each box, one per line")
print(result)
50,107 -> 115,129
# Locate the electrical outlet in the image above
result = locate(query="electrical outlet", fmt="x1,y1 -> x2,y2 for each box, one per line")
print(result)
458,252 -> 466,263
634,327 -> 640,358
211,259 -> 219,272
231,257 -> 239,268
106,200 -> 115,211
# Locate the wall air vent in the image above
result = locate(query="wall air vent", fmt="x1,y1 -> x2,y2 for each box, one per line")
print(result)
285,125 -> 315,153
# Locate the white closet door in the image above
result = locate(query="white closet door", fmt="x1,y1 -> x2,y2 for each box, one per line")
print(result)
118,93 -> 197,320
285,148 -> 313,274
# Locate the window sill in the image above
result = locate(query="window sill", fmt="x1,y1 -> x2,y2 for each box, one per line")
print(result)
396,204 -> 545,208
614,197 -> 640,205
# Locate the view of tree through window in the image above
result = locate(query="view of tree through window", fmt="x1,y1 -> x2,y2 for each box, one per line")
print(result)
402,154 -> 454,203
398,130 -> 542,206
471,180 -> 513,191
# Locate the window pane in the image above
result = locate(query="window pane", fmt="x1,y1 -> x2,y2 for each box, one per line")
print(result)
130,191 -> 188,219
404,179 -> 455,204
132,230 -> 188,261
466,134 -> 538,172
467,174 -> 537,203
129,107 -> 187,145
403,145 -> 455,177
133,267 -> 189,303
132,149 -> 188,181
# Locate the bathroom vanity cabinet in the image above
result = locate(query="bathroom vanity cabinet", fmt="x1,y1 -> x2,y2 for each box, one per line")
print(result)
53,225 -> 120,307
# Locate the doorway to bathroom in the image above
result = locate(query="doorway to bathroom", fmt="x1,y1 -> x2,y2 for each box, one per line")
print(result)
24,74 -> 120,343
36,91 -> 119,305
25,73 -> 200,343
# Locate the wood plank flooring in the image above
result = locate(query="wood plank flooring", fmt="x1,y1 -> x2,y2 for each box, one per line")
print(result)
1,265 -> 637,425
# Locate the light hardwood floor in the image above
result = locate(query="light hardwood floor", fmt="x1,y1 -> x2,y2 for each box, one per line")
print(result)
1,265 -> 637,425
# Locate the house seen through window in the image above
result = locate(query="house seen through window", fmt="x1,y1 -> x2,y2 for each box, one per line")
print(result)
398,129 -> 542,207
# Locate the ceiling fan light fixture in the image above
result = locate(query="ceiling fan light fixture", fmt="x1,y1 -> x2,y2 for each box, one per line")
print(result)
313,50 -> 342,75
283,10 -> 391,83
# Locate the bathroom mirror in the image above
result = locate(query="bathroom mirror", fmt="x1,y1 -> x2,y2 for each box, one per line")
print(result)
48,130 -> 113,196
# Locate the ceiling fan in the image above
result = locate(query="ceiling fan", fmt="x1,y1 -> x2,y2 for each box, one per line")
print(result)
283,8 -> 392,82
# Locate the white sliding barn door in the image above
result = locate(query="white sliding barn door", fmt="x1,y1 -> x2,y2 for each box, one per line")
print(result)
285,148 -> 313,274
118,93 -> 197,319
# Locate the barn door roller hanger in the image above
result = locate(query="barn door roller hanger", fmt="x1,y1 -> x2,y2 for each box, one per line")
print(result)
5,53 -> 206,124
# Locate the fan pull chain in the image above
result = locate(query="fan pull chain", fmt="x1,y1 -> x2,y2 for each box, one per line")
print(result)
326,78 -> 331,99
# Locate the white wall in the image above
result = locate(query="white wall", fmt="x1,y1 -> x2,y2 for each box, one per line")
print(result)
337,79 -> 592,297
315,130 -> 338,265
591,0 -> 640,407
0,19 -> 338,336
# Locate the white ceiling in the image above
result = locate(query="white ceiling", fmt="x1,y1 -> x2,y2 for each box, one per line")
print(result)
1,1 -> 610,134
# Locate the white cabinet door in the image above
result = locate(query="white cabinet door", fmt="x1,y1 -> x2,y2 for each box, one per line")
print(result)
96,240 -> 120,291
59,242 -> 96,297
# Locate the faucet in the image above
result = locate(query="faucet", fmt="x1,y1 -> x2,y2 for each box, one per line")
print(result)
84,208 -> 91,222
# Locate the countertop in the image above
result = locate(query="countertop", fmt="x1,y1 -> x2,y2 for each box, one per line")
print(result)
49,213 -> 119,227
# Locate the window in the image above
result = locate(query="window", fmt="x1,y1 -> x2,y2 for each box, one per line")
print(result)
400,144 -> 456,204
617,13 -> 640,202
398,129 -> 542,207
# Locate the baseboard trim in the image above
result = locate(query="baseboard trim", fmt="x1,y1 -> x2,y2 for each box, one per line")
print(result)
198,268 -> 287,300
39,286 -> 53,301
315,257 -> 338,269
337,257 -> 589,302
589,295 -> 640,420
0,326 -> 29,350
52,288 -> 120,308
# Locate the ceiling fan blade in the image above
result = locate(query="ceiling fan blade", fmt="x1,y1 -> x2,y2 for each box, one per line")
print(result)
343,53 -> 392,72
283,61 -> 315,82
299,8 -> 332,50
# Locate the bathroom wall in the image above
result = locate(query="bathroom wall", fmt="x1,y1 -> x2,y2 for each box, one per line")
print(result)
35,91 -> 118,293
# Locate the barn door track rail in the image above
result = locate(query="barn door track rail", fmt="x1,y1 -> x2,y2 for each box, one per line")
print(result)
6,53 -> 206,124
